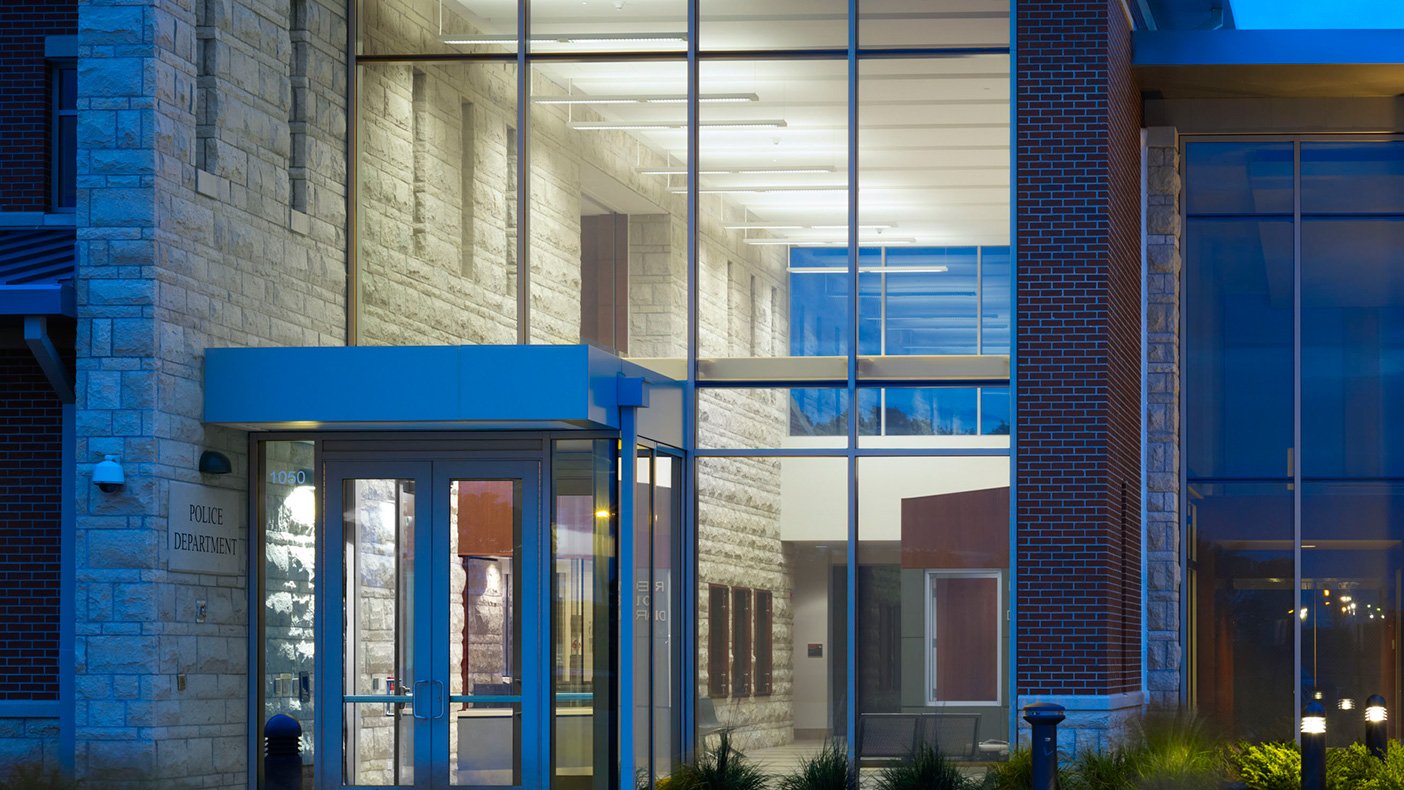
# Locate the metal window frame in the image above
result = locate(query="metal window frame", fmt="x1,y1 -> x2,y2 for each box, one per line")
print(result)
341,0 -> 1016,781
1178,131 -> 1404,739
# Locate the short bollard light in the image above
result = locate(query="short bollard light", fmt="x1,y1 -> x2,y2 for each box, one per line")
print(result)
1366,694 -> 1388,760
1301,702 -> 1327,790
265,714 -> 304,790
1023,702 -> 1066,790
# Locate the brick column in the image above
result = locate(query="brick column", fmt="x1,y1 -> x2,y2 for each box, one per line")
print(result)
1015,0 -> 1145,754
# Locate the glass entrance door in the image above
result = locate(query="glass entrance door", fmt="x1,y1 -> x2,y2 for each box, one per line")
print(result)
325,460 -> 543,790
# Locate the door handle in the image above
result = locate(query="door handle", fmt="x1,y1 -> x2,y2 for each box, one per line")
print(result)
412,679 -> 429,720
432,679 -> 446,719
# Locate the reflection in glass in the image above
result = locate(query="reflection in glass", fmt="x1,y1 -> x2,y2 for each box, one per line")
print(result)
553,440 -> 618,790
342,479 -> 416,786
856,457 -> 1011,762
449,479 -> 522,786
356,62 -> 519,346
262,442 -> 317,787
1302,482 -> 1404,745
1184,142 -> 1293,216
981,248 -> 1011,355
633,453 -> 684,784
532,0 -> 686,52
358,0 -> 518,56
1301,218 -> 1404,479
1185,218 -> 1294,479
699,388 -> 848,449
1302,142 -> 1404,215
529,60 -> 688,355
1187,482 -> 1293,742
697,456 -> 847,771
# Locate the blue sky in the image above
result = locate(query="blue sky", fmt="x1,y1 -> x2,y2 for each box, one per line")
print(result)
1231,0 -> 1404,28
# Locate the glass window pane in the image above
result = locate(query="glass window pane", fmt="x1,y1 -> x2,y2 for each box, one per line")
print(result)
1184,142 -> 1294,216
699,388 -> 848,450
980,387 -> 1010,436
359,0 -> 518,56
1187,482 -> 1294,742
1302,142 -> 1404,215
532,0 -> 686,53
697,456 -> 847,769
343,478 -> 416,786
262,442 -> 317,785
859,57 -> 1010,252
552,440 -> 618,790
652,455 -> 684,781
58,115 -> 76,209
1302,482 -> 1404,745
860,0 -> 1010,49
1301,218 -> 1404,478
356,62 -> 519,345
856,457 -> 1011,757
59,67 -> 76,111
981,247 -> 1010,355
701,0 -> 846,51
698,59 -> 849,358
883,248 -> 979,356
861,387 -> 978,436
1185,218 -> 1294,479
528,59 -> 688,360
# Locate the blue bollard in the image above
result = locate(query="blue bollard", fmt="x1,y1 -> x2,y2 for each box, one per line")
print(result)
265,714 -> 303,790
1366,695 -> 1388,761
1024,703 -> 1066,790
1301,702 -> 1326,790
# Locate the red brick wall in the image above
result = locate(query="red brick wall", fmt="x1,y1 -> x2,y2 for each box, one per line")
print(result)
1015,0 -> 1144,696
0,0 -> 77,212
0,350 -> 63,699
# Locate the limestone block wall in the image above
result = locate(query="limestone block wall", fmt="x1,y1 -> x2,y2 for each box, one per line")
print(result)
1144,127 -> 1182,708
76,0 -> 347,786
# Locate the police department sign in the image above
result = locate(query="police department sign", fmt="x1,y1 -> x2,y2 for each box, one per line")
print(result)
168,482 -> 244,576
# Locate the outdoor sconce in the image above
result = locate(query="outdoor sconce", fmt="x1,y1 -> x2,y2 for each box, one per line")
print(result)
1366,694 -> 1388,760
93,455 -> 125,493
199,450 -> 233,475
1301,702 -> 1326,790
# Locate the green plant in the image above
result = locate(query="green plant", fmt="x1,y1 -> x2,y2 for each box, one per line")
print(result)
1133,713 -> 1225,790
774,741 -> 851,790
873,743 -> 973,790
978,747 -> 1077,790
1063,747 -> 1138,790
666,731 -> 769,790
0,767 -> 78,790
1229,741 -> 1299,790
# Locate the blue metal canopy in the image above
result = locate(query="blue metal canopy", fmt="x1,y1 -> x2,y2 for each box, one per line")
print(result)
204,344 -> 681,443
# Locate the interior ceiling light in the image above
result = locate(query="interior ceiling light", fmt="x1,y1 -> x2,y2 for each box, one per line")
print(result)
443,33 -> 687,45
669,185 -> 843,195
535,93 -> 757,105
724,223 -> 892,230
640,167 -> 834,176
572,120 -> 786,131
749,238 -> 922,247
788,264 -> 950,271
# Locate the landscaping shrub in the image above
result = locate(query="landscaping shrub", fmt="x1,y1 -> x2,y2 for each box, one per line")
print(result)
0,767 -> 77,790
872,743 -> 974,790
773,741 -> 851,790
1229,741 -> 1299,790
665,732 -> 768,790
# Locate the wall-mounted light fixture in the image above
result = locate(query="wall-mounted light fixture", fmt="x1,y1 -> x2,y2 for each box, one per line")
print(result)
93,455 -> 125,493
199,450 -> 233,475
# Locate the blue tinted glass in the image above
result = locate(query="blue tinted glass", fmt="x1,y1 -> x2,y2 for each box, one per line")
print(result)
1185,143 -> 1293,216
866,388 -> 978,436
981,247 -> 1010,355
858,267 -> 882,356
884,248 -> 978,355
1301,481 -> 1404,745
1301,219 -> 1404,478
1185,218 -> 1294,479
789,388 -> 851,436
1188,482 -> 1294,741
1302,143 -> 1404,215
789,247 -> 861,356
980,387 -> 1010,435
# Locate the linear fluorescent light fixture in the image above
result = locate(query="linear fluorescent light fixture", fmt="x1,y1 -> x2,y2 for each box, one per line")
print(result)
444,33 -> 687,45
640,166 -> 834,176
724,223 -> 891,230
575,120 -> 787,131
535,93 -> 757,106
670,185 -> 843,195
752,239 -> 919,248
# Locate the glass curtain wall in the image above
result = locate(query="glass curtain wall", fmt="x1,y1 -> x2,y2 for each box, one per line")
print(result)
353,0 -> 1011,784
1186,139 -> 1404,744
